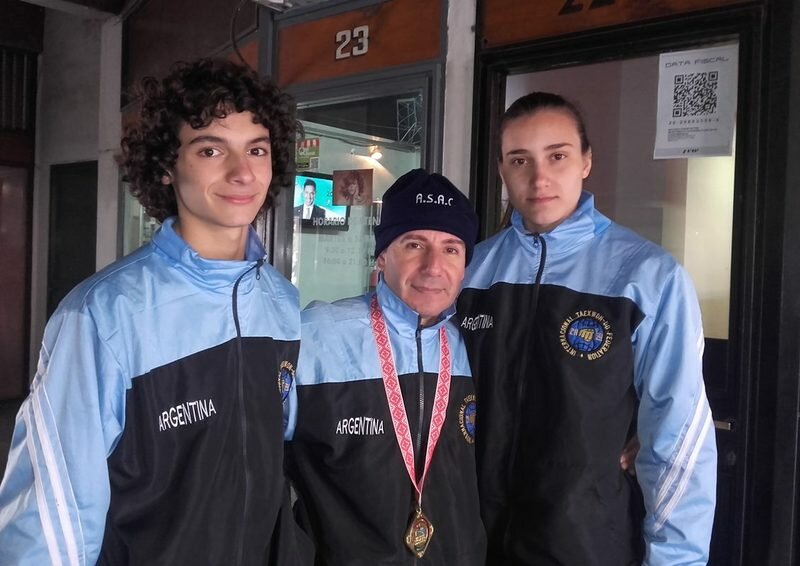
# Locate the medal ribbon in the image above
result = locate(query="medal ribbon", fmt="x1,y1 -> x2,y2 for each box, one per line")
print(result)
369,294 -> 451,507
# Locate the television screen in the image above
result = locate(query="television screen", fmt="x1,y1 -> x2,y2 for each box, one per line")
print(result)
293,173 -> 349,230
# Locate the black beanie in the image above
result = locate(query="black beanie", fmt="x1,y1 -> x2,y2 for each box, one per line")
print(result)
374,169 -> 479,265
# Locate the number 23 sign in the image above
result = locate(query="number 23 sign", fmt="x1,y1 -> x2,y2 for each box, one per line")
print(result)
335,25 -> 369,60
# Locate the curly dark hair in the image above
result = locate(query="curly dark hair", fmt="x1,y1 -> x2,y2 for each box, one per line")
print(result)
120,58 -> 299,222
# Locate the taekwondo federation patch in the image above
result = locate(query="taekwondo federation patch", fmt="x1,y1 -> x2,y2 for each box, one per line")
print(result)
559,310 -> 614,361
277,361 -> 295,401
458,394 -> 477,444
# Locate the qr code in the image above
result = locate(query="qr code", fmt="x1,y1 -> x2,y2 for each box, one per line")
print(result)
672,71 -> 719,117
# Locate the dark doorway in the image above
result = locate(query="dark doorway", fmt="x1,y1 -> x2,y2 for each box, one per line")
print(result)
47,161 -> 98,317
0,166 -> 32,400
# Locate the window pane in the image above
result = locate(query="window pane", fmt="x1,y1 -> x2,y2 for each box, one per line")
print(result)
504,42 -> 737,339
292,92 -> 423,307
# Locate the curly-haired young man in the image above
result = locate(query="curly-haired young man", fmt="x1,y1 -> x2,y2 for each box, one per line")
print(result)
0,59 -> 312,565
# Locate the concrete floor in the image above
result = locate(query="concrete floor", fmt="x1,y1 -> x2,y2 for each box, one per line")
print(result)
0,398 -> 23,479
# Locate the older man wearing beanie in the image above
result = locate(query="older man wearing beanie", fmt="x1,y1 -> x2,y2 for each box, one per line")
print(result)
284,169 -> 487,566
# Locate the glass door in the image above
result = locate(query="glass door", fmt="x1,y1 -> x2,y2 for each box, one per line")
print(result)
503,41 -> 737,349
493,36 -> 746,565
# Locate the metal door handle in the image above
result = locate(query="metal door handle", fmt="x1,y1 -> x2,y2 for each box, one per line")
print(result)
714,419 -> 736,431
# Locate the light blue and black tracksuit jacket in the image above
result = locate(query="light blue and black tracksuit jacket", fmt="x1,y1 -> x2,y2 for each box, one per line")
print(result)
285,280 -> 487,566
458,192 -> 717,566
0,218 -> 310,566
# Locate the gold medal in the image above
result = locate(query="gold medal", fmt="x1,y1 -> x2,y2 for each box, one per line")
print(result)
405,507 -> 434,558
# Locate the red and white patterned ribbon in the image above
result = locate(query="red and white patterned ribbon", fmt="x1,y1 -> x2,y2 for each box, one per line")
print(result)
369,294 -> 451,507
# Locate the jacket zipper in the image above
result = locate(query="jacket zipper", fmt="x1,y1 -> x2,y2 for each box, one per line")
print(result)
414,318 -> 424,566
504,234 -> 547,552
415,320 -> 425,481
232,259 -> 263,566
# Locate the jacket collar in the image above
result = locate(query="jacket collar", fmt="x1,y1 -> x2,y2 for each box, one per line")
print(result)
510,190 -> 611,256
151,216 -> 267,290
375,277 -> 455,337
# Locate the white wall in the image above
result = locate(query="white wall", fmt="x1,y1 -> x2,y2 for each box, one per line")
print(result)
96,18 -> 123,271
441,0 -> 476,193
29,9 -> 121,378
682,154 -> 734,339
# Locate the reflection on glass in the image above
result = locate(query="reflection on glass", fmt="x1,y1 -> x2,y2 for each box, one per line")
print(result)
292,92 -> 423,308
503,42 -> 737,339
121,188 -> 159,256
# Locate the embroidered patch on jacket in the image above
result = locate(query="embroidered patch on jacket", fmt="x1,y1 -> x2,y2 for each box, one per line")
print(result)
277,361 -> 295,401
559,310 -> 614,360
458,394 -> 477,444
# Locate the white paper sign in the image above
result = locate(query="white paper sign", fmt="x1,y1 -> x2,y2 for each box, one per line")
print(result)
654,44 -> 738,159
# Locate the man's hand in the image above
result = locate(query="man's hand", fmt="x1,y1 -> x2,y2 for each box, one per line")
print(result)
620,435 -> 640,476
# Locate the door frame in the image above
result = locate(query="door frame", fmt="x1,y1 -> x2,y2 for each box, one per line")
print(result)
753,0 -> 800,562
470,3 -> 799,564
0,162 -> 33,399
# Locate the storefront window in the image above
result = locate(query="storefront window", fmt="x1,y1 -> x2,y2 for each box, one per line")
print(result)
291,92 -> 424,307
118,89 -> 427,310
